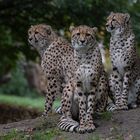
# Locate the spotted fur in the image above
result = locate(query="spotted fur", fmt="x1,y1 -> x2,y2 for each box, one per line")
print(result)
58,25 -> 108,133
106,12 -> 140,111
28,24 -> 74,117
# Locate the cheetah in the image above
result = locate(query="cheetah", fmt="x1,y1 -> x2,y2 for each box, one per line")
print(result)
58,25 -> 108,133
28,24 -> 74,117
106,12 -> 140,111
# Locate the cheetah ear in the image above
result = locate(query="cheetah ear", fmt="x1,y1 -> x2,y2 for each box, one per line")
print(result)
69,26 -> 75,32
92,27 -> 98,34
45,25 -> 52,35
110,11 -> 114,15
124,13 -> 130,24
31,25 -> 33,28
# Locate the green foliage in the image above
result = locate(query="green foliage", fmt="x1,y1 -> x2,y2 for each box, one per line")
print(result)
0,94 -> 60,111
0,26 -> 18,75
0,129 -> 24,140
32,129 -> 61,140
0,94 -> 44,111
0,128 -> 61,140
0,0 -> 140,75
100,111 -> 112,121
0,0 -> 140,96
90,134 -> 101,140
0,61 -> 39,97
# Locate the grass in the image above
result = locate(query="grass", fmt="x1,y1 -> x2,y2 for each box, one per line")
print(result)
0,94 -> 60,111
0,94 -> 44,111
100,111 -> 112,121
90,134 -> 101,140
0,128 -> 62,140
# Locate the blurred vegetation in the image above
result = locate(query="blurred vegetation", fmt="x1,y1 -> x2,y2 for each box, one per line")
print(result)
0,128 -> 61,140
0,60 -> 39,97
0,0 -> 140,96
0,94 -> 44,110
0,94 -> 60,110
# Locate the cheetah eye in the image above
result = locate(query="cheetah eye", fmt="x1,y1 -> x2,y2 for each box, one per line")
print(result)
77,33 -> 80,36
35,31 -> 39,34
112,19 -> 116,21
86,33 -> 91,36
47,29 -> 51,35
28,31 -> 31,34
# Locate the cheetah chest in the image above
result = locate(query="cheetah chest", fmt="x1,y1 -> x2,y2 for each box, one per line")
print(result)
76,64 -> 94,92
111,48 -> 127,75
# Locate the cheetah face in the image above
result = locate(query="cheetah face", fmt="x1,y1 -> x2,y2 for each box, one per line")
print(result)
106,12 -> 130,35
69,25 -> 97,51
28,24 -> 52,50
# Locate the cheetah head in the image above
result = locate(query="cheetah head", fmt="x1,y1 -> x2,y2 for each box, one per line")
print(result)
106,12 -> 130,36
28,24 -> 56,51
69,25 -> 98,51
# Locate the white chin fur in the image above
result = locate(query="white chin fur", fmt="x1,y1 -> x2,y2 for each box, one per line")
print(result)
114,28 -> 122,35
106,28 -> 112,32
109,28 -> 123,36
73,43 -> 85,50
28,41 -> 35,47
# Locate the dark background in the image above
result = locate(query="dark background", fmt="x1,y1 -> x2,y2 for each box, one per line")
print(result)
0,0 -> 140,97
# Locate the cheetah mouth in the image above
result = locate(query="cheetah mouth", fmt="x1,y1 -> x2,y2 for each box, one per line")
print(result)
30,44 -> 36,50
28,42 -> 35,50
75,45 -> 86,50
110,26 -> 115,30
106,26 -> 116,32
30,45 -> 35,50
77,42 -> 88,47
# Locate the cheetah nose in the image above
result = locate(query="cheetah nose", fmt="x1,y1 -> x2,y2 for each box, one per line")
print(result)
106,24 -> 109,27
80,40 -> 85,44
111,26 -> 115,30
35,40 -> 38,43
29,38 -> 32,41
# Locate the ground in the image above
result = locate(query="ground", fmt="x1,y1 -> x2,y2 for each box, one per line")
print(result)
0,108 -> 140,140
0,104 -> 41,124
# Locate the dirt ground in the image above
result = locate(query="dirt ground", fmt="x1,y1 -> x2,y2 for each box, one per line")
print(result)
0,104 -> 41,124
0,108 -> 140,140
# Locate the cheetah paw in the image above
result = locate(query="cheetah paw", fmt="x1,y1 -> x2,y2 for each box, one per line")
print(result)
107,103 -> 128,111
86,124 -> 96,133
78,126 -> 86,134
118,105 -> 128,110
55,106 -> 62,115
106,103 -> 117,112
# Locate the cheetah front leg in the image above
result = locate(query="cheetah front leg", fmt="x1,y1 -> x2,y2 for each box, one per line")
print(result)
96,72 -> 108,112
77,90 -> 87,133
43,76 -> 62,117
61,81 -> 73,118
86,88 -> 96,133
121,70 -> 131,110
107,69 -> 123,111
